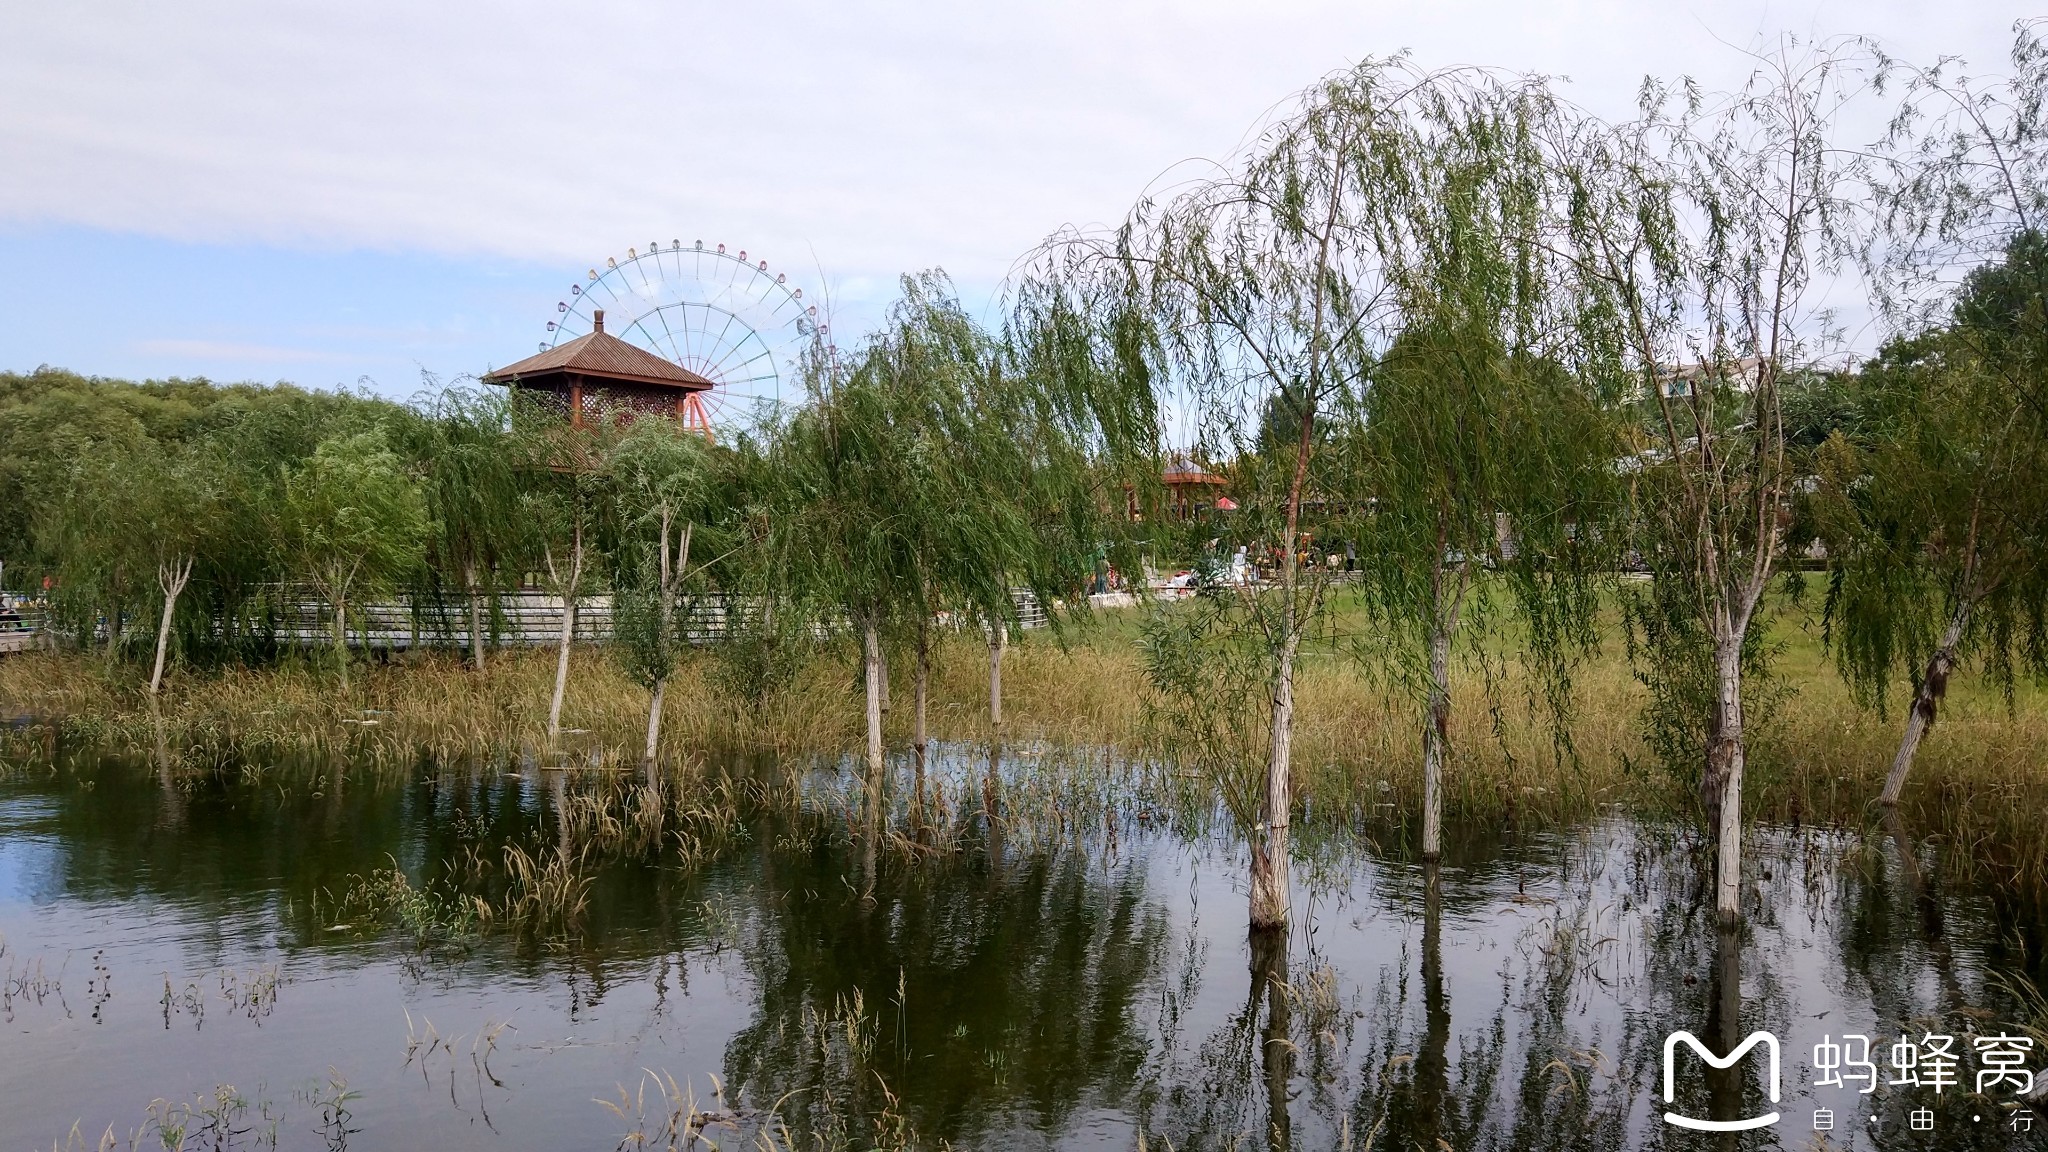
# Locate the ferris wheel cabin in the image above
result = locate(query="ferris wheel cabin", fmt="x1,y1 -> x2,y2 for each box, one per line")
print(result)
483,309 -> 717,434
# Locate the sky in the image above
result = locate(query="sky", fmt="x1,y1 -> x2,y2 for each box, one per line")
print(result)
0,1 -> 2025,401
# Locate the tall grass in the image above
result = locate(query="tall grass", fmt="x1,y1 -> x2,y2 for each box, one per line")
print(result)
4,594 -> 2047,888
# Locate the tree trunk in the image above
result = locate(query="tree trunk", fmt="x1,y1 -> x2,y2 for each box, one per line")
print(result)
1420,624 -> 1451,860
864,617 -> 885,778
548,591 -> 576,739
913,616 -> 930,823
878,642 -> 891,715
643,676 -> 666,767
1705,638 -> 1745,924
1251,380 -> 1316,936
1880,596 -> 1971,806
1250,628 -> 1298,932
1420,574 -> 1462,860
546,533 -> 583,741
861,616 -> 886,899
149,556 -> 193,696
466,561 -> 486,673
989,619 -> 1007,731
333,599 -> 350,690
642,513 -> 688,770
1421,524 -> 1468,860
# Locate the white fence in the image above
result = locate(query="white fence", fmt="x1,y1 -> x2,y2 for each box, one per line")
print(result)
3,586 -> 1056,655
236,587 -> 1048,651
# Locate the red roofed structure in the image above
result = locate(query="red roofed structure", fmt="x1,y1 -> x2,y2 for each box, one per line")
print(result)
483,310 -> 715,434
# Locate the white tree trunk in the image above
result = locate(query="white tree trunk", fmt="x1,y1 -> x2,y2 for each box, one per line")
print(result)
1421,560 -> 1468,861
1420,619 -> 1453,860
548,594 -> 576,738
466,561 -> 486,673
1251,628 -> 1297,932
864,618 -> 885,777
877,641 -> 891,715
1709,639 -> 1746,923
1880,598 -> 1971,806
643,677 -> 666,767
989,619 -> 1007,731
149,556 -> 192,696
546,535 -> 583,740
333,598 -> 350,690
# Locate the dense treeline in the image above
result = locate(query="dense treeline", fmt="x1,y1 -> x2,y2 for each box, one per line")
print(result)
0,272 -> 1137,773
8,31 -> 2048,939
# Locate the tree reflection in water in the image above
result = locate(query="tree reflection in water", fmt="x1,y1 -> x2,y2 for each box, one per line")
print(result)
721,829 -> 1171,1145
5,751 -> 2046,1150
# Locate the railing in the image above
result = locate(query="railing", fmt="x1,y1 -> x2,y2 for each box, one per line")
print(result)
96,588 -> 1057,652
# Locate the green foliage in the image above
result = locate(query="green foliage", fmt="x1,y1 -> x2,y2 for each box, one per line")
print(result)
609,417 -> 724,693
706,602 -> 819,708
275,430 -> 430,669
767,271 -> 1096,642
1137,598 -> 1274,832
1810,231 -> 2048,713
1620,575 -> 1785,792
417,385 -> 525,595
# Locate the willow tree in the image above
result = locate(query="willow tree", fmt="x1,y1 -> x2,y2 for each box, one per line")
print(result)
1338,84 -> 1620,861
1026,59 -> 1526,934
1832,23 -> 2048,804
39,440 -> 149,658
1810,244 -> 2048,805
520,417 -> 616,740
139,439 -> 232,695
768,322 -> 921,784
421,386 -> 524,671
38,432 -> 239,686
610,419 -> 720,768
1563,42 -> 1867,923
275,431 -> 429,687
769,273 -> 1035,807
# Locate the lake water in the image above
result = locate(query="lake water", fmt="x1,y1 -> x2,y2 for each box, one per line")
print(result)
0,742 -> 2043,1150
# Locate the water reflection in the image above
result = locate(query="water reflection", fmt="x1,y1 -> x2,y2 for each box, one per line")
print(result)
0,747 -> 2042,1150
724,834 -> 1171,1144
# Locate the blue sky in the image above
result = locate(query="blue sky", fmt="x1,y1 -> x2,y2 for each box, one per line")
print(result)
0,1 -> 2021,402
0,225 -> 563,396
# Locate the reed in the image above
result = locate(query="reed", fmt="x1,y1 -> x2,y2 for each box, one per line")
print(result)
5,594 -> 2047,888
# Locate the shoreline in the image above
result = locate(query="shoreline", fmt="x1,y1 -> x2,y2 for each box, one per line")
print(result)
5,607 -> 2046,894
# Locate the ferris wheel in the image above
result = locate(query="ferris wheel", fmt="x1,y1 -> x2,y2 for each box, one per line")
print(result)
540,240 -> 826,428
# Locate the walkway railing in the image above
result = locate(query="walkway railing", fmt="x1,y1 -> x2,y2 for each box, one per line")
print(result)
66,588 -> 1057,652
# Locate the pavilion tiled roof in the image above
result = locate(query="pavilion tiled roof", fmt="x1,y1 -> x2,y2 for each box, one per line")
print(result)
1162,455 -> 1226,486
485,329 -> 714,391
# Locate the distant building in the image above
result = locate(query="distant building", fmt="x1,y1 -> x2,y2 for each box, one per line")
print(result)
1159,456 -> 1230,520
483,309 -> 715,434
1650,355 -> 1768,400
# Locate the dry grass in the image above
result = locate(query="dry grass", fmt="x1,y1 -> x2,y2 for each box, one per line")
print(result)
0,645 -> 863,770
4,597 -> 2046,887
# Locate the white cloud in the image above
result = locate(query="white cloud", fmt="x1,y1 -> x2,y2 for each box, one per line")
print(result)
0,0 -> 2021,311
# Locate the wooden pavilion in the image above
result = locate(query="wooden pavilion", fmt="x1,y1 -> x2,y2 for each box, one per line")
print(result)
484,309 -> 716,436
1161,457 -> 1229,519
1124,456 -> 1233,521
